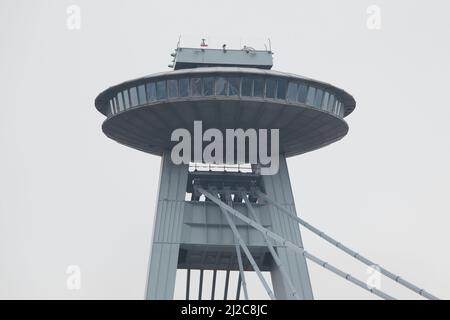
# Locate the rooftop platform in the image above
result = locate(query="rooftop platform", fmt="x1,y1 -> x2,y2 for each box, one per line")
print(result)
172,47 -> 273,70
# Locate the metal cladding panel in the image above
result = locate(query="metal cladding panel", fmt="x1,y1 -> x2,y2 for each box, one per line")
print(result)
146,154 -> 188,299
151,155 -> 187,243
181,202 -> 269,246
152,200 -> 186,243
178,201 -> 274,271
157,154 -> 188,202
262,155 -> 314,300
146,243 -> 179,299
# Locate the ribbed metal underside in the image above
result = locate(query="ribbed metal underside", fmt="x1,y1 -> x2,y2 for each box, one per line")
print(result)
102,98 -> 349,157
178,244 -> 272,271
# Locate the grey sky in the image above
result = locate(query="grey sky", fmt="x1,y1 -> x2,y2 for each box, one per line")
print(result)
0,0 -> 449,299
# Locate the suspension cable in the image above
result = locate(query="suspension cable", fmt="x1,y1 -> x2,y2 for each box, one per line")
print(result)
199,187 -> 395,300
211,188 -> 276,300
241,191 -> 300,299
224,191 -> 249,300
256,189 -> 439,300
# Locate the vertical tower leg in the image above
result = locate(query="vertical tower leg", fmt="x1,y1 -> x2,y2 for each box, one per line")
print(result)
145,154 -> 188,300
262,155 -> 314,300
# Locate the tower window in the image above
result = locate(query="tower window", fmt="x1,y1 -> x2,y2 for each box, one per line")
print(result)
156,81 -> 167,100
297,83 -> 308,103
215,77 -> 227,96
146,82 -> 156,102
167,79 -> 178,98
179,78 -> 189,97
335,101 -> 344,117
138,84 -> 147,104
276,79 -> 287,99
333,99 -> 339,113
228,77 -> 240,96
253,78 -> 264,97
117,92 -> 124,111
306,87 -> 316,105
190,78 -> 202,96
112,97 -> 118,114
109,100 -> 114,115
265,79 -> 276,98
203,77 -> 214,96
130,87 -> 139,107
314,89 -> 323,107
123,90 -> 130,109
328,94 -> 335,112
322,92 -> 329,110
287,82 -> 298,102
242,78 -> 253,97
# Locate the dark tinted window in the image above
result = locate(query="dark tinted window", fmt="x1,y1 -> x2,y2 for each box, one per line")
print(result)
276,79 -> 287,99
203,77 -> 214,96
167,79 -> 178,98
332,99 -> 338,113
117,92 -> 124,110
228,77 -> 240,96
215,77 -> 227,95
242,78 -> 253,96
265,79 -> 276,98
339,102 -> 344,117
333,99 -> 339,113
314,89 -> 323,107
156,81 -> 167,100
287,82 -> 297,102
322,92 -> 329,109
253,78 -> 264,97
297,84 -> 308,103
123,90 -> 130,108
146,82 -> 156,101
306,87 -> 316,105
113,97 -> 118,113
179,78 -> 189,97
138,84 -> 146,104
191,78 -> 202,96
328,94 -> 335,112
130,87 -> 139,107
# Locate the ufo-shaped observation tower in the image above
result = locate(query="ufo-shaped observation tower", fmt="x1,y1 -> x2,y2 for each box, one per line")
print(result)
94,44 -> 438,300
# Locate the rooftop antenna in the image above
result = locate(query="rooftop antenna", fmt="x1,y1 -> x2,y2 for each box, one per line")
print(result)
168,36 -> 181,68
176,35 -> 181,49
200,38 -> 208,47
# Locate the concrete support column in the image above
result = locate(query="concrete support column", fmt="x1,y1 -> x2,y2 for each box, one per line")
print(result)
145,154 -> 188,299
263,155 -> 314,300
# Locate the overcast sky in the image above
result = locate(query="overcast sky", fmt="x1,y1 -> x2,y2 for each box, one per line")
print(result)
1,0 -> 449,299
